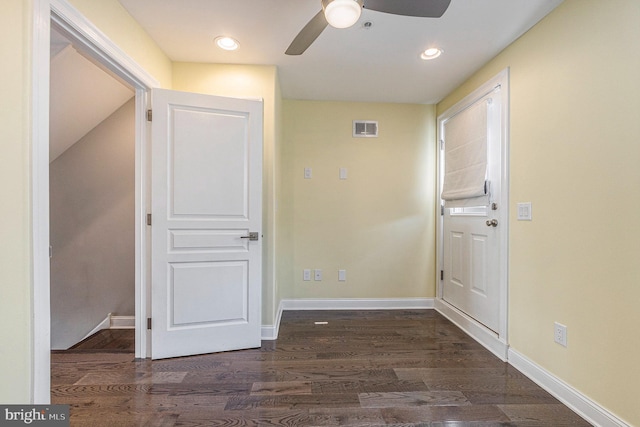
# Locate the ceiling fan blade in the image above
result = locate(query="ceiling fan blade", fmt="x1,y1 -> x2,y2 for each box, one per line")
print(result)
286,10 -> 329,55
362,0 -> 451,17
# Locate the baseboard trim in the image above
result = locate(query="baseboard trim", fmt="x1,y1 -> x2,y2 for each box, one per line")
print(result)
434,298 -> 508,361
280,298 -> 435,311
508,349 -> 631,427
110,315 -> 135,329
73,313 -> 112,348
261,300 -> 284,341
73,313 -> 135,348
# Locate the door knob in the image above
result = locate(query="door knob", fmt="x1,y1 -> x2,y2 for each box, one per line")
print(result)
486,219 -> 498,227
241,232 -> 259,241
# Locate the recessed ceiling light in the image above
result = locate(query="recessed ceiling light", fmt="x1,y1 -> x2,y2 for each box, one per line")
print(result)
215,36 -> 239,51
421,47 -> 443,60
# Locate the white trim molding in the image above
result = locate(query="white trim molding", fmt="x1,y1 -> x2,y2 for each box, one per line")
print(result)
49,0 -> 159,89
261,300 -> 284,341
68,314 -> 112,350
280,298 -> 435,311
62,314 -> 135,350
110,315 -> 135,329
509,349 -> 632,427
435,298 -> 509,361
32,0 -> 53,405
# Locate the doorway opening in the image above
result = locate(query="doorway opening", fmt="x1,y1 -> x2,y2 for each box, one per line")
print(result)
32,0 -> 158,402
49,27 -> 136,353
435,68 -> 510,360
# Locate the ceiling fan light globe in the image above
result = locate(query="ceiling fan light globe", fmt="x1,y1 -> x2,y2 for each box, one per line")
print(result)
324,0 -> 362,29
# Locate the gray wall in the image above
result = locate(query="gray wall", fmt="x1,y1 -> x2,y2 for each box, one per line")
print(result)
50,98 -> 135,350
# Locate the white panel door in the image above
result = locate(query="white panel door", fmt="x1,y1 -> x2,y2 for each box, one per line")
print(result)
443,206 -> 500,332
151,88 -> 262,359
441,87 -> 505,334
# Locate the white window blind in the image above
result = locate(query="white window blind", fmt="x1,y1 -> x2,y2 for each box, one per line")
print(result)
441,99 -> 489,208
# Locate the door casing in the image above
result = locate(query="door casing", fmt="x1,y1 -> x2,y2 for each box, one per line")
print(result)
435,68 -> 511,360
32,0 -> 158,403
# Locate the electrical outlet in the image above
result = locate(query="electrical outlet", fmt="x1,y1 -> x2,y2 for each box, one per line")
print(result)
338,269 -> 346,281
314,269 -> 322,281
303,269 -> 311,281
554,322 -> 567,347
304,167 -> 312,179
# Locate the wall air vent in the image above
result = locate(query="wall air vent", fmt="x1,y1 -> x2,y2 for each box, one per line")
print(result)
353,120 -> 378,138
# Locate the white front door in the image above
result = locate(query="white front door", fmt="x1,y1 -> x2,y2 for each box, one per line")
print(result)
439,71 -> 508,335
150,89 -> 263,359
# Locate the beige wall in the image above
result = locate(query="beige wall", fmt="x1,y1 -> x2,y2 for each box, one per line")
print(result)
172,63 -> 281,326
0,0 -> 32,404
50,98 -> 135,350
281,100 -> 436,300
438,0 -> 640,424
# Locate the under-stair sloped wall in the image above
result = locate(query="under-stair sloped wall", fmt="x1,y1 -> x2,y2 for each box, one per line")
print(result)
50,98 -> 135,350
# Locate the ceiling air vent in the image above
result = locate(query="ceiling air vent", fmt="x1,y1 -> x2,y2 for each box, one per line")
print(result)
353,120 -> 378,138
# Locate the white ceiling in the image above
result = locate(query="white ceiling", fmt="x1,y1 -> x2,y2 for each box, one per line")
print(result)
50,29 -> 134,162
118,0 -> 563,104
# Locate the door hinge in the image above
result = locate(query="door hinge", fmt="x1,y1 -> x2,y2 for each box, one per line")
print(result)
147,318 -> 152,330
146,109 -> 152,122
440,270 -> 444,281
441,205 -> 444,216
439,139 -> 444,150
146,213 -> 152,226
49,245 -> 53,259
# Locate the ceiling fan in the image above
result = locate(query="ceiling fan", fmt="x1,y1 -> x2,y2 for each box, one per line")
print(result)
285,0 -> 452,55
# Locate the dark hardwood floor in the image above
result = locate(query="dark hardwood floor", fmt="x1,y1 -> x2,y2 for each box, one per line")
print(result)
66,329 -> 136,352
51,310 -> 592,426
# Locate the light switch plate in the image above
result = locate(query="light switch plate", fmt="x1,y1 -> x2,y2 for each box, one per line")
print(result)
314,269 -> 322,281
339,168 -> 348,180
517,202 -> 532,220
304,167 -> 312,179
338,269 -> 346,281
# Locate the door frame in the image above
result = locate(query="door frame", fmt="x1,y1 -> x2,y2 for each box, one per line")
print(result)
32,0 -> 158,402
435,68 -> 510,360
